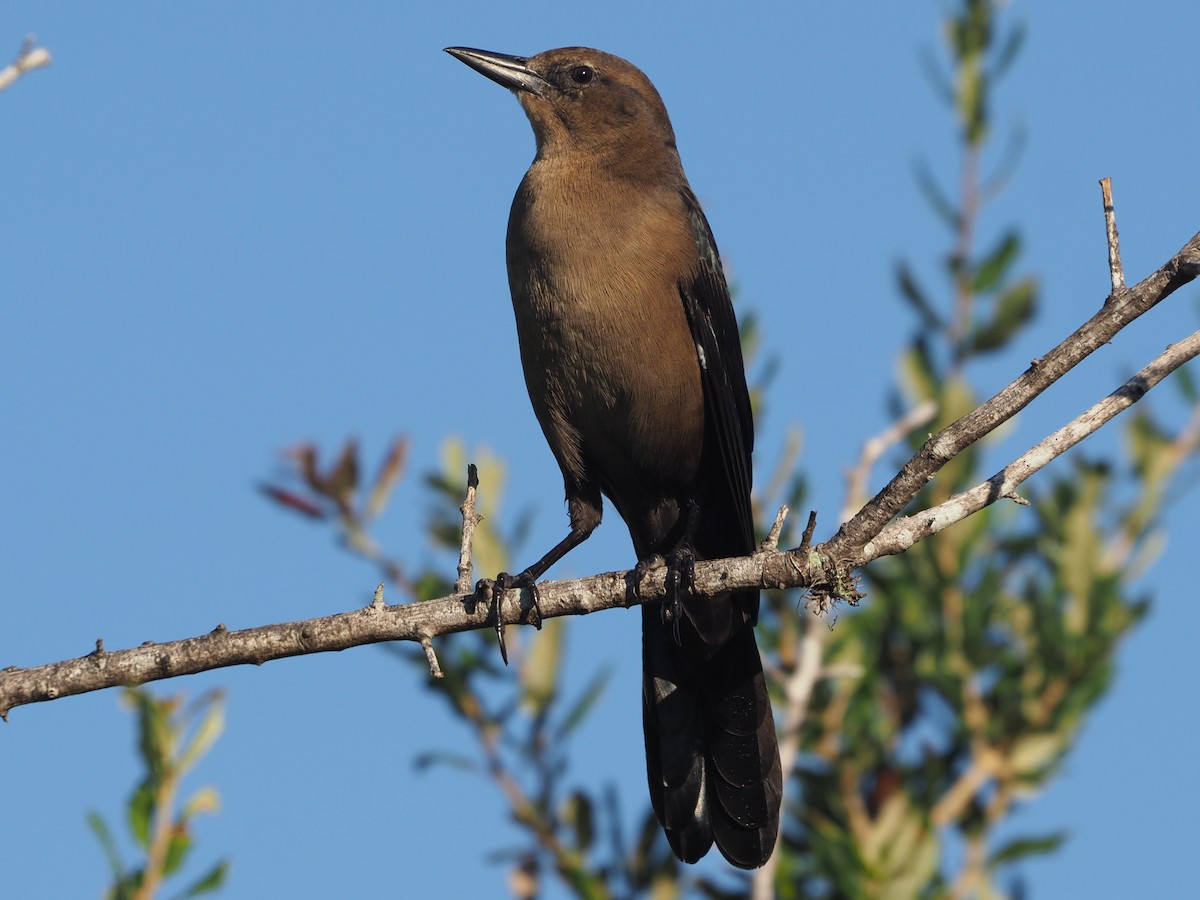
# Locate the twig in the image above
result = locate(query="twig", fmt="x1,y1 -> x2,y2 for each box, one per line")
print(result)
843,400 -> 938,515
3,230 -> 1199,718
455,464 -> 482,596
0,36 -> 51,92
1100,177 -> 1125,294
931,745 -> 1003,826
754,405 -> 920,897
797,510 -> 818,554
760,505 -> 789,551
420,638 -> 443,679
826,229 -> 1200,566
751,602 -> 824,900
865,330 -> 1200,559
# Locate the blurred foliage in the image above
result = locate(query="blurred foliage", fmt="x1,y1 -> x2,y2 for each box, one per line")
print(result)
258,0 -> 1199,897
90,688 -> 228,900
772,2 -> 1195,898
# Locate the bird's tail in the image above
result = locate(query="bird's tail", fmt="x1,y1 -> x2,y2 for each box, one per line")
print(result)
642,591 -> 782,869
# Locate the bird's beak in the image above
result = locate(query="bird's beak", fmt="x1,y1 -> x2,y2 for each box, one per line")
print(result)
445,47 -> 546,96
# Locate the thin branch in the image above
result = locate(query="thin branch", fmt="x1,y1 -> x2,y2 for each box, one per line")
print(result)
752,603 -> 825,900
760,505 -> 790,551
3,228 -> 1199,718
931,745 -> 1004,827
754,405 -> 922,897
455,464 -> 482,595
826,228 -> 1200,567
843,400 -> 938,515
420,638 -> 443,679
0,36 -> 51,92
866,329 -> 1200,559
1100,177 -> 1125,294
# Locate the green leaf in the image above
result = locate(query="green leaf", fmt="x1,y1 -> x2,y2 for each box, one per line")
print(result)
1008,733 -> 1064,777
913,157 -> 959,229
738,309 -> 761,363
163,827 -> 192,876
111,871 -> 142,900
896,260 -> 945,330
127,688 -> 173,782
179,696 -> 225,773
556,666 -> 613,739
412,750 -> 479,773
412,570 -> 453,602
562,791 -> 596,851
1175,359 -> 1198,403
971,230 -> 1020,294
1125,408 -> 1172,484
968,277 -> 1036,354
520,616 -> 563,716
916,45 -> 954,107
182,785 -> 221,820
180,859 -> 231,898
898,341 -> 939,405
988,832 -> 1067,867
990,21 -> 1026,80
366,437 -> 408,521
87,811 -> 126,877
128,782 -> 156,849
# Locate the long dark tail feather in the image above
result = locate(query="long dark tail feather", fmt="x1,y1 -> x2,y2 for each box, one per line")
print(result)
642,591 -> 782,869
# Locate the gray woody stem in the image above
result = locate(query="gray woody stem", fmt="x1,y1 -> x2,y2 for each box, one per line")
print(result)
3,223 -> 1199,719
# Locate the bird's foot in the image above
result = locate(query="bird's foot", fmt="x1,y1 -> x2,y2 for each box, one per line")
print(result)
631,547 -> 695,645
479,570 -> 544,665
662,544 -> 696,641
632,554 -> 665,604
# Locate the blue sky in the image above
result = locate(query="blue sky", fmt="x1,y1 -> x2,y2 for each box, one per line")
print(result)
2,2 -> 1197,897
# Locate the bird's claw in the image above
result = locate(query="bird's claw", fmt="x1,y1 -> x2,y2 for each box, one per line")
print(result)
488,571 -> 543,665
632,554 -> 665,604
632,548 -> 694,645
662,544 -> 695,643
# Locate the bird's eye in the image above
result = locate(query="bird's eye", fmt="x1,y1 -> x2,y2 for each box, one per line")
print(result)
569,65 -> 594,85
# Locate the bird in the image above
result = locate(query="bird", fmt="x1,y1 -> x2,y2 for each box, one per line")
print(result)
445,45 -> 782,869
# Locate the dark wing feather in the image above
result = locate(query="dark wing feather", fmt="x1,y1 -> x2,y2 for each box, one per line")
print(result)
677,187 -> 756,561
643,187 -> 780,870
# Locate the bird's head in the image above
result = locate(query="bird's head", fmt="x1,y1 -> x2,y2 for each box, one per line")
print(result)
446,46 -> 678,165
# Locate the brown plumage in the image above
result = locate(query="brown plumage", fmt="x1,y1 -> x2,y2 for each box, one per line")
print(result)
446,45 -> 782,869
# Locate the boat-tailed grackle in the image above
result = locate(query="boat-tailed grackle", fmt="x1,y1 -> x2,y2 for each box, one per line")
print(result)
446,45 -> 782,869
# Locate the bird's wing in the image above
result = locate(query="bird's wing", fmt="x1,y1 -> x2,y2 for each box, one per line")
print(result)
678,187 -> 755,554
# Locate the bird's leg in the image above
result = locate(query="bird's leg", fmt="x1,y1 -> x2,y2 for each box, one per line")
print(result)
632,554 -> 666,599
629,502 -> 701,644
483,525 -> 593,665
662,500 -> 701,642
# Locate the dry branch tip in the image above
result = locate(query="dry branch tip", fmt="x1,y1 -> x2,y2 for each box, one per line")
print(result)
760,505 -> 790,551
798,510 -> 819,554
421,637 -> 444,679
455,464 -> 483,596
369,584 -> 386,611
1100,177 -> 1125,295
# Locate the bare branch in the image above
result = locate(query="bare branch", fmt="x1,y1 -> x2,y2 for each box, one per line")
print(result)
753,603 -> 825,900
3,226 -> 1198,718
754,403 -> 927,897
843,400 -> 939,518
420,638 -> 443,679
1100,177 -> 1125,293
866,329 -> 1200,559
826,228 -> 1200,566
760,505 -> 790,551
455,464 -> 482,596
0,36 -> 51,92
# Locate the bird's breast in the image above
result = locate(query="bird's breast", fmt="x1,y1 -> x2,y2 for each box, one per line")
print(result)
505,166 -> 705,489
